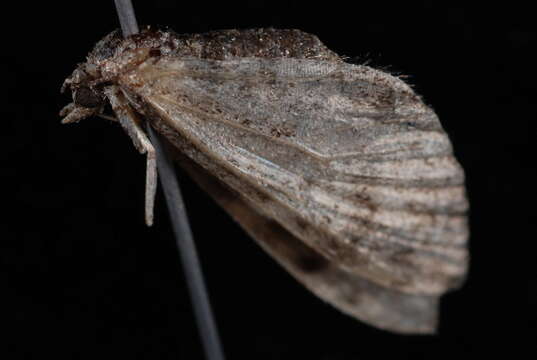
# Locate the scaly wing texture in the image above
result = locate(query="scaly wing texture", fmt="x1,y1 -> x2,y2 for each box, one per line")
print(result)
118,57 -> 468,325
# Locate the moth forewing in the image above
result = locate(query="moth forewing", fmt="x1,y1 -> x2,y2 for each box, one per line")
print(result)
119,56 -> 468,293
61,28 -> 469,334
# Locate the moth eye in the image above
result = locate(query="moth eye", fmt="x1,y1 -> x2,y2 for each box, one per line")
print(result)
74,87 -> 101,108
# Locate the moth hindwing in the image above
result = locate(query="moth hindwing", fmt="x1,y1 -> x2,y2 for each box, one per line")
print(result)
61,27 -> 468,334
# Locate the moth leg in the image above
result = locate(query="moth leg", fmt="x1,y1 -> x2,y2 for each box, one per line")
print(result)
60,102 -> 99,124
104,86 -> 157,226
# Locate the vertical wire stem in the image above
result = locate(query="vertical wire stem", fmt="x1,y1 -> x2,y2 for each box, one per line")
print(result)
113,2 -> 225,359
114,0 -> 139,35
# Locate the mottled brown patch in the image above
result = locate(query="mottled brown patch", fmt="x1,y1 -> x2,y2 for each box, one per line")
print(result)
89,27 -> 341,64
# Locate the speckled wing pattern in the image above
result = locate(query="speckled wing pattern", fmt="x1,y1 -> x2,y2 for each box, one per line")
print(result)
118,51 -> 468,333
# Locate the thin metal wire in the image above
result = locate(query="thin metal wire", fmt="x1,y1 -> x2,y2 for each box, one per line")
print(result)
147,126 -> 226,360
113,2 -> 225,360
114,0 -> 139,35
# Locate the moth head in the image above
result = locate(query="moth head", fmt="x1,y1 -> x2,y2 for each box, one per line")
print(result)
60,27 -> 168,124
59,63 -> 107,123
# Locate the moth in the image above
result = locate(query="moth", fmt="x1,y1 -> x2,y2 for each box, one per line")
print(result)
61,27 -> 469,334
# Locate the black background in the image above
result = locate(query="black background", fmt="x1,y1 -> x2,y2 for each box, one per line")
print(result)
2,1 -> 533,359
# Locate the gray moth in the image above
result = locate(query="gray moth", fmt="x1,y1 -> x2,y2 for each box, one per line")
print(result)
60,27 -> 469,334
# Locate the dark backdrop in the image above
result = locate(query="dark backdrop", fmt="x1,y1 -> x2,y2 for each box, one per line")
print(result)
2,1 -> 533,359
